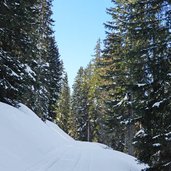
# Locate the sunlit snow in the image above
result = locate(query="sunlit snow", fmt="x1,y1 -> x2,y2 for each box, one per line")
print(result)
0,102 -> 147,171
152,101 -> 163,108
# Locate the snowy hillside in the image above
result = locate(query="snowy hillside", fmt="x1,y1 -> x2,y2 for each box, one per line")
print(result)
0,102 -> 146,171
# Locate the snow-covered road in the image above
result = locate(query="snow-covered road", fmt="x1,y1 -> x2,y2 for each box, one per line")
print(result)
0,102 -> 146,171
26,141 -> 143,171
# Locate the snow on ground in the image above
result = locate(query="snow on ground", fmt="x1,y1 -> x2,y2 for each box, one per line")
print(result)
0,102 -> 147,171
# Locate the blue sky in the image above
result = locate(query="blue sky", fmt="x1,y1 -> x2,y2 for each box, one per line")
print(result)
52,0 -> 112,88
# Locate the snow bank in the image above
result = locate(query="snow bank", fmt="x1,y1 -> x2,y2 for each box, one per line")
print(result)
0,102 -> 146,171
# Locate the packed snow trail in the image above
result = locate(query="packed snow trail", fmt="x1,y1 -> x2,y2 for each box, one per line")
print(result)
26,141 -> 143,171
0,102 -> 147,171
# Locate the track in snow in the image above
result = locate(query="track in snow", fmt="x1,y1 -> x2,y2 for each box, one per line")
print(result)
25,142 -> 93,171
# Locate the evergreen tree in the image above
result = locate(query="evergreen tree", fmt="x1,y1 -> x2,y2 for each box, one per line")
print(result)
71,40 -> 106,142
0,49 -> 24,105
100,0 -> 171,169
125,1 -> 171,170
55,73 -> 72,133
0,0 -> 39,106
87,39 -> 104,142
46,37 -> 63,121
72,67 -> 90,141
0,0 -> 63,120
98,1 -> 134,152
30,0 -> 54,118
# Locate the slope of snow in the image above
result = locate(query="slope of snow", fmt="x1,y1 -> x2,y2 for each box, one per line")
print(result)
0,102 -> 147,171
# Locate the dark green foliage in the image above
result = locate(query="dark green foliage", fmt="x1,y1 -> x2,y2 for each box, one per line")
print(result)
0,0 -> 39,106
72,67 -> 89,141
0,50 -> 24,105
55,73 -> 72,133
99,0 -> 171,169
125,1 -> 171,169
72,40 -> 104,142
97,2 -> 136,153
0,0 -> 63,119
47,37 -> 63,121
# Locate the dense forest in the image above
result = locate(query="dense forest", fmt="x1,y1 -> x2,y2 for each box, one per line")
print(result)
0,0 -> 63,120
0,0 -> 170,170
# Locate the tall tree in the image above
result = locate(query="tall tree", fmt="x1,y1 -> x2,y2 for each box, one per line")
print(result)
98,1 -> 134,152
0,0 -> 40,106
55,73 -> 72,133
125,1 -> 171,170
72,67 -> 90,141
46,37 -> 63,121
0,0 -> 63,120
71,40 -> 107,142
100,0 -> 171,170
30,0 -> 55,118
87,39 -> 104,142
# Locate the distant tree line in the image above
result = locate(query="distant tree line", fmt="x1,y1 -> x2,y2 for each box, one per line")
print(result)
0,0 -> 63,119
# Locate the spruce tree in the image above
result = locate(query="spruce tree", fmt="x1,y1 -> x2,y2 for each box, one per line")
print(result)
55,73 -> 71,133
100,0 -> 171,169
0,0 -> 63,120
24,0 -> 62,119
46,37 -> 63,121
87,39 -> 104,142
125,1 -> 171,169
98,1 -> 133,152
0,0 -> 39,106
72,67 -> 90,141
